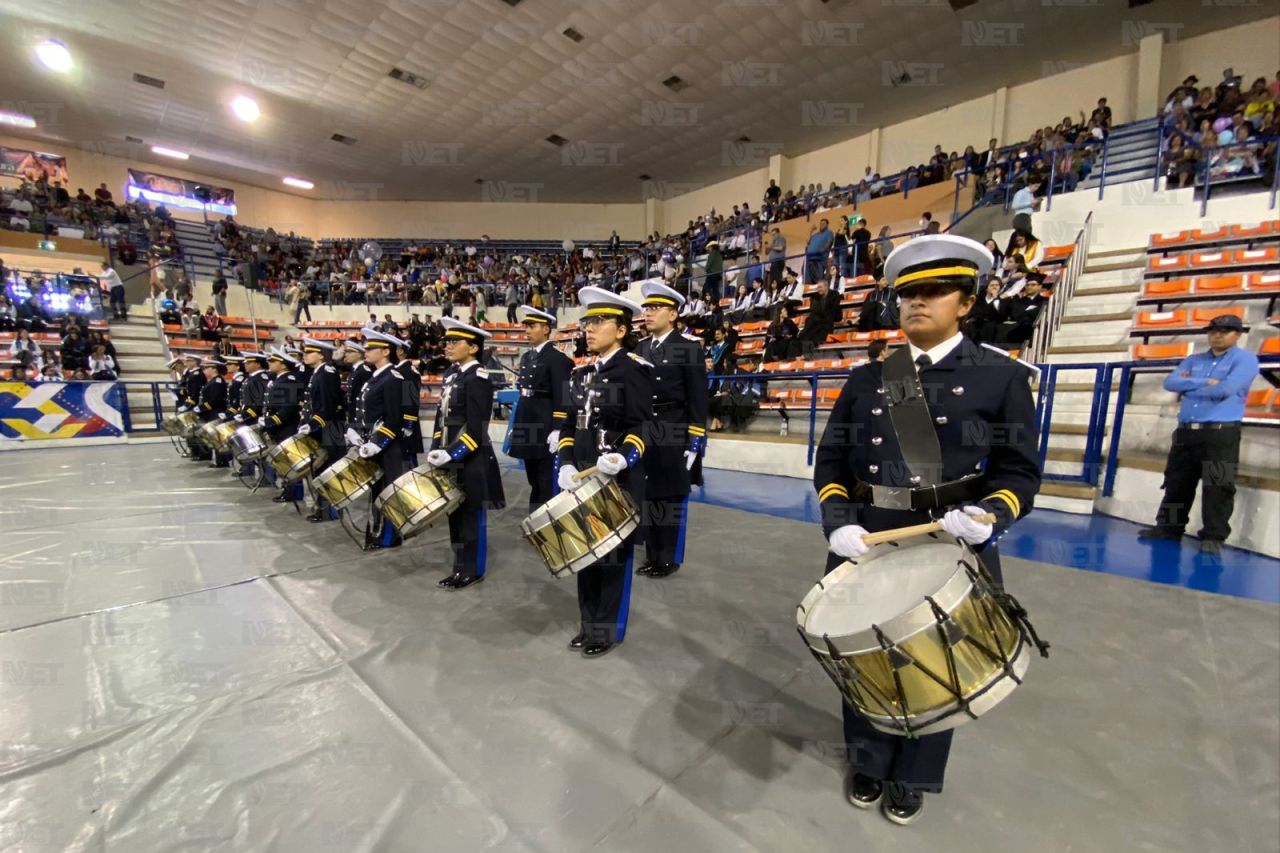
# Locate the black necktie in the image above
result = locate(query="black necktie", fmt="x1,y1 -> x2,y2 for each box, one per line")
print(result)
916,354 -> 932,370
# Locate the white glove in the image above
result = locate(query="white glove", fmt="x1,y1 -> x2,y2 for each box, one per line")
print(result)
426,449 -> 451,468
596,452 -> 627,476
295,423 -> 311,436
941,506 -> 993,545
357,442 -> 380,459
177,405 -> 190,413
217,412 -> 229,421
546,429 -> 560,453
345,427 -> 362,446
257,416 -> 268,428
558,465 -> 584,492
234,414 -> 245,424
683,450 -> 696,470
828,525 -> 871,559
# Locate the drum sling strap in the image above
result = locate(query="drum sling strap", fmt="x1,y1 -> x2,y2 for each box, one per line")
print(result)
880,346 -> 945,487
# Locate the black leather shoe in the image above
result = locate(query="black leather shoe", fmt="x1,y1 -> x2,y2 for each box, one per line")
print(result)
646,563 -> 680,579
1137,526 -> 1181,541
882,784 -> 924,826
439,574 -> 483,590
272,494 -> 292,503
845,769 -> 882,810
582,641 -> 615,658
1200,539 -> 1223,554
568,632 -> 586,650
635,561 -> 657,576
305,512 -> 324,523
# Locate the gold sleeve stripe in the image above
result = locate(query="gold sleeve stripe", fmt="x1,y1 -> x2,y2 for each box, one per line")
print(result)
433,431 -> 442,439
376,426 -> 396,438
552,411 -> 568,419
818,483 -> 849,502
687,425 -> 706,436
403,414 -> 419,421
558,437 -> 575,449
985,490 -> 1020,518
622,435 -> 645,454
459,432 -> 479,451
313,416 -> 326,426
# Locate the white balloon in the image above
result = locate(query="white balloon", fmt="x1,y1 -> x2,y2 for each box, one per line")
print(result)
562,239 -> 575,252
465,246 -> 477,256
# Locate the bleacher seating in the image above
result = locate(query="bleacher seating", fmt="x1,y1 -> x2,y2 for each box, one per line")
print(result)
1138,272 -> 1280,308
1148,220 -> 1280,252
1245,388 -> 1280,422
1130,306 -> 1247,342
1146,247 -> 1280,278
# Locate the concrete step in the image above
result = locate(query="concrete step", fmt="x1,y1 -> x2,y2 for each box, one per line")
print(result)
1077,267 -> 1142,287
1046,349 -> 1130,365
1083,256 -> 1145,274
1049,342 -> 1131,355
1060,311 -> 1134,324
1087,246 -> 1145,260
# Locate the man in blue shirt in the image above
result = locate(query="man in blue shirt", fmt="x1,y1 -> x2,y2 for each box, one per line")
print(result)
805,218 -> 834,285
1138,314 -> 1259,554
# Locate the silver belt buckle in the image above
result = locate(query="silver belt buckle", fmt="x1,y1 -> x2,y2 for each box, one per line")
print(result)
870,484 -> 913,511
520,388 -> 532,397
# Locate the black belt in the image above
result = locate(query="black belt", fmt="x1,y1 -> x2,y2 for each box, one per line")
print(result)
864,474 -> 983,513
1178,421 -> 1239,431
519,388 -> 550,398
653,401 -> 685,414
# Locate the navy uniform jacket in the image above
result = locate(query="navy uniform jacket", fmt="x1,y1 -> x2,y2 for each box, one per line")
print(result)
508,342 -> 573,459
814,337 -> 1041,539
181,367 -> 206,410
556,350 -> 656,506
239,370 -> 269,422
302,363 -> 342,434
358,364 -> 406,452
397,359 -> 424,452
345,362 -> 373,422
197,376 -> 227,421
429,361 -> 505,510
634,332 -> 709,496
226,372 -> 245,414
263,369 -> 304,441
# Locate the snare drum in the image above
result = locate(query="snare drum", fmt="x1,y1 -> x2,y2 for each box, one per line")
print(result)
374,466 -> 464,540
521,472 -> 640,578
211,420 -> 239,451
795,535 -> 1033,738
162,410 -> 199,436
195,420 -> 221,449
228,425 -> 271,462
267,434 -> 329,483
313,455 -> 382,511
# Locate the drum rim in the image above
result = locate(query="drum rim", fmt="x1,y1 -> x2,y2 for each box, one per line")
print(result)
522,472 -> 611,529
375,467 -> 463,536
796,535 -> 976,656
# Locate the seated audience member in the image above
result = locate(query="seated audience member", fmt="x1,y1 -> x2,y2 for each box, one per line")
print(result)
998,276 -> 1049,346
8,327 -> 42,369
968,278 -> 1007,344
798,277 -> 841,356
763,305 -> 800,362
866,338 -> 889,363
60,330 -> 88,371
0,294 -> 15,331
708,357 -> 761,433
857,277 -> 900,332
200,306 -> 223,341
88,346 -> 117,380
181,307 -> 200,337
158,297 -> 181,327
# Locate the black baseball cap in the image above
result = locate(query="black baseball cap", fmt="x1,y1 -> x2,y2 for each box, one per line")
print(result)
1203,314 -> 1246,332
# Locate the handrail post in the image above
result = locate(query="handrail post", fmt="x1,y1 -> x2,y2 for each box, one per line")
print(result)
1103,363 -> 1131,497
1097,135 -> 1109,201
117,381 -> 132,432
1047,150 -> 1057,211
806,370 -> 819,466
151,381 -> 163,425
1200,144 -> 1211,218
1153,122 -> 1165,191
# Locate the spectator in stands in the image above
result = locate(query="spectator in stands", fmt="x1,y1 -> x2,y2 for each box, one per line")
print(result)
858,277 -> 900,333
1163,135 -> 1201,188
8,209 -> 30,232
1010,178 -> 1042,231
709,357 -> 761,433
88,345 -> 117,380
763,304 -> 800,362
504,279 -> 520,324
157,297 -> 181,327
997,276 -> 1047,346
920,212 -> 940,235
180,307 -> 200,337
200,306 -> 223,342
40,362 -> 63,382
1139,315 -> 1259,555
211,271 -> 229,316
849,217 -> 872,276
832,220 -> 853,279
60,330 -> 87,372
1006,229 -> 1043,270
101,260 -> 127,320
766,228 -> 787,284
866,338 -> 889,363
798,277 -> 840,357
8,327 -> 40,369
0,294 -> 14,331
1090,97 -> 1112,129
804,219 -> 834,285
703,240 -> 724,304
727,284 -> 753,324
708,327 -> 731,375
18,294 -> 50,331
982,238 -> 1004,271
968,278 -> 1006,344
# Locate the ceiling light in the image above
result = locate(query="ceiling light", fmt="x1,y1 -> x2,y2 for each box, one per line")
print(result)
230,95 -> 260,122
282,177 -> 314,190
151,145 -> 189,160
0,111 -> 37,129
35,39 -> 72,73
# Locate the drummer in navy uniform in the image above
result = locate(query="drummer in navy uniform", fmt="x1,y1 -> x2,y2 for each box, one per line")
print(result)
210,353 -> 245,468
813,234 -> 1042,826
178,353 -> 207,458
231,352 -> 271,477
508,305 -> 573,509
634,281 -> 708,578
294,337 -> 345,522
423,318 -> 506,589
262,347 -> 306,502
192,358 -> 228,461
351,328 -> 409,549
395,341 -> 424,468
555,287 -> 656,658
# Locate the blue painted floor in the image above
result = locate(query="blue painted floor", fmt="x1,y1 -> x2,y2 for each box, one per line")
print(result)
689,468 -> 1280,605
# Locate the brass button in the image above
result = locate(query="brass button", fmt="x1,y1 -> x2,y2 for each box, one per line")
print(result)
871,437 -> 882,446
952,386 -> 964,396
871,407 -> 883,416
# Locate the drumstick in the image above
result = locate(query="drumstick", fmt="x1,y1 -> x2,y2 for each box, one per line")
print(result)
858,513 -> 998,547
572,466 -> 597,482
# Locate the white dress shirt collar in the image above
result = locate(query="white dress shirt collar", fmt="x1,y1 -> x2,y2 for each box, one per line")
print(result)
908,331 -> 965,367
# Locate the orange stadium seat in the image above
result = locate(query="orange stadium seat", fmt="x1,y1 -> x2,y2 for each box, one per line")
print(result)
1245,389 -> 1280,420
1134,309 -> 1189,330
1131,342 -> 1193,361
1234,246 -> 1279,265
1247,271 -> 1280,291
1040,244 -> 1074,263
1194,274 -> 1245,294
1147,254 -> 1189,273
1189,226 -> 1229,243
1190,307 -> 1244,326
1141,278 -> 1191,300
1149,230 -> 1190,249
1259,337 -> 1280,356
1228,222 -> 1278,240
1189,250 -> 1230,269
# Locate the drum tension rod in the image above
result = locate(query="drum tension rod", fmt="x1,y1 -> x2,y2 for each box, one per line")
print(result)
818,631 -> 916,739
